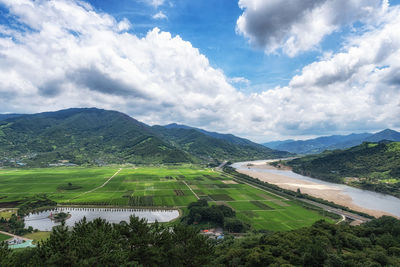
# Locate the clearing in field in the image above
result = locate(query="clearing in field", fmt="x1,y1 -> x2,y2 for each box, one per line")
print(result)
0,166 -> 333,231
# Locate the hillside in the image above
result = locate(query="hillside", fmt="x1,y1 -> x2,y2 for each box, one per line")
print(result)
164,123 -> 255,146
152,126 -> 291,162
0,108 -> 191,166
286,141 -> 400,197
0,108 -> 288,167
263,129 -> 400,154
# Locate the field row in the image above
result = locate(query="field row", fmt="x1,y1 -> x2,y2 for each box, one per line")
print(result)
0,167 -> 332,231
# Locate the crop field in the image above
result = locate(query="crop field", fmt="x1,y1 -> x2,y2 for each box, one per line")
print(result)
0,166 -> 332,231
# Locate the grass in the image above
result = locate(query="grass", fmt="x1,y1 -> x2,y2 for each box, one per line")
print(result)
0,233 -> 10,242
0,210 -> 16,219
0,166 -> 334,231
23,232 -> 51,243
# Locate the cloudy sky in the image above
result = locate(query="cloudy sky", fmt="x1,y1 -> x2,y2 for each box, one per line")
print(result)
0,0 -> 400,142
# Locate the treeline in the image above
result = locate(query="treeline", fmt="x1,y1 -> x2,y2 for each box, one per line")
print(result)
0,216 -> 213,267
2,215 -> 400,266
17,195 -> 57,217
286,142 -> 400,198
182,199 -> 249,233
213,216 -> 400,266
223,166 -> 373,219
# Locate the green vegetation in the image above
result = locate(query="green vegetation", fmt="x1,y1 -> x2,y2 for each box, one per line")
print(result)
287,141 -> 400,198
224,166 -> 373,219
182,199 -> 249,233
23,232 -> 51,243
0,216 -> 214,266
17,195 -> 57,216
0,233 -> 9,242
0,108 -> 289,167
1,215 -> 400,266
0,166 -> 333,231
213,216 -> 400,266
0,214 -> 32,236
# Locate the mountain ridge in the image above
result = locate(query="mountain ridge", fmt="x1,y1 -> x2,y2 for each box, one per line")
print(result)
0,108 -> 289,167
263,130 -> 400,154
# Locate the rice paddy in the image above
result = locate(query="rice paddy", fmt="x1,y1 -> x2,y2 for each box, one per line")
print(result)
0,166 -> 332,231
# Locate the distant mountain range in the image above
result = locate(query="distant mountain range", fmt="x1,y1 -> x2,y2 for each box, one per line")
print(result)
0,108 -> 290,167
263,129 -> 400,154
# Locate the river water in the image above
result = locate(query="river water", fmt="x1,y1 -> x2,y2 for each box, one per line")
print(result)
24,207 -> 180,231
232,160 -> 400,217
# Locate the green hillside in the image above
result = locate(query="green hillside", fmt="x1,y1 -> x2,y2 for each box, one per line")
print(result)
0,108 -> 288,167
152,126 -> 291,162
0,108 -> 191,166
287,141 -> 400,197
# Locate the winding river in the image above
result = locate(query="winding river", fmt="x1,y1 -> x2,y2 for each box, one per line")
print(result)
232,160 -> 400,218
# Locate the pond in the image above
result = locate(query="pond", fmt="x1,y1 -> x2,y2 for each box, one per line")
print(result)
24,207 -> 180,231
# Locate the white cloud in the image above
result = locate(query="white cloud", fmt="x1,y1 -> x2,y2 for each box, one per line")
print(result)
142,0 -> 164,8
236,0 -> 388,57
0,0 -> 399,142
152,11 -> 167,20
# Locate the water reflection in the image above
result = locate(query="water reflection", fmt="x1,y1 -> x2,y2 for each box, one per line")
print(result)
24,207 -> 180,231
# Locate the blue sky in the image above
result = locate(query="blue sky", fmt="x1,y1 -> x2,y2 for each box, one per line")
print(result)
85,0 -> 400,92
0,0 -> 400,141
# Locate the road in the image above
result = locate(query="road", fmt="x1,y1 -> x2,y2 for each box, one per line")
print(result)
0,230 -> 31,241
219,169 -> 371,224
182,181 -> 199,200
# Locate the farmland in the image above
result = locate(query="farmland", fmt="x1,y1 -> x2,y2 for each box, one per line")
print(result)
0,166 -> 332,231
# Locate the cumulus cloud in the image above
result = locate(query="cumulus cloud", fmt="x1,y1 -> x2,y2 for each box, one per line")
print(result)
236,0 -> 388,56
152,11 -> 167,20
0,0 -> 399,141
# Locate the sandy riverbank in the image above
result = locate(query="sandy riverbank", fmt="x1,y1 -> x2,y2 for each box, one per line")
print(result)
237,162 -> 394,218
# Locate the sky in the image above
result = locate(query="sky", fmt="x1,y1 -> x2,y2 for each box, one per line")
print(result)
0,0 -> 400,142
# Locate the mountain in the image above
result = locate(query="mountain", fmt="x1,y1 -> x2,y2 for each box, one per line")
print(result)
164,123 -> 255,146
0,114 -> 25,121
152,125 -> 291,162
364,129 -> 400,142
0,108 -> 191,166
0,108 -> 289,167
286,141 -> 400,198
262,140 -> 294,150
263,129 -> 400,154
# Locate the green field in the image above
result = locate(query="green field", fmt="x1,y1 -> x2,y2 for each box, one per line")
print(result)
0,166 -> 332,231
0,233 -> 10,242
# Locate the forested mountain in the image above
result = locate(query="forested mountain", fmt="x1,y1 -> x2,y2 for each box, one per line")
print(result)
153,125 -> 290,162
0,108 -> 191,166
0,108 -> 288,167
286,141 -> 400,197
263,129 -> 400,154
163,123 -> 255,146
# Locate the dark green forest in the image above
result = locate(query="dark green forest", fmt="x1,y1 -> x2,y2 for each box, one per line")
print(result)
1,215 -> 400,266
286,141 -> 400,197
0,108 -> 289,167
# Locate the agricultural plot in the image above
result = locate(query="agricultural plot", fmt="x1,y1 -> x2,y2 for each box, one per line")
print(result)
0,166 -> 332,231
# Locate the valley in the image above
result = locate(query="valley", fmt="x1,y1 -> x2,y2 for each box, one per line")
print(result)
0,165 -> 334,231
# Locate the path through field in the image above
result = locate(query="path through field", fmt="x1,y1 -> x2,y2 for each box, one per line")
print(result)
68,168 -> 122,201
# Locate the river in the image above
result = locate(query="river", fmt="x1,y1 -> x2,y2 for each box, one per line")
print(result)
232,160 -> 400,218
24,207 -> 180,231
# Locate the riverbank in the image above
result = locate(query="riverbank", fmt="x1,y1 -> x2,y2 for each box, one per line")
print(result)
235,161 -> 398,218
